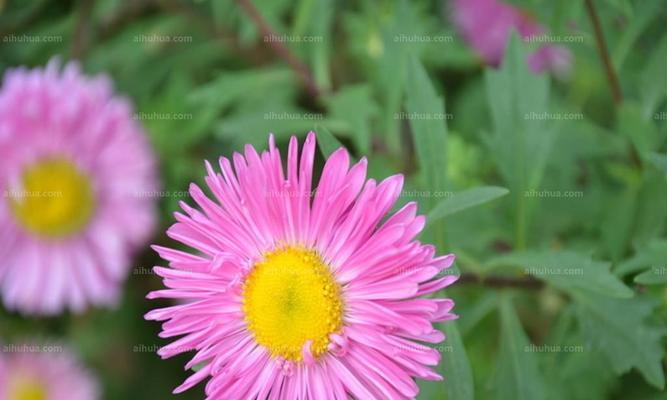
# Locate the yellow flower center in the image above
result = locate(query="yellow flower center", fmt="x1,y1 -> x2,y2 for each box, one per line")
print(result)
9,377 -> 46,400
242,246 -> 344,362
8,157 -> 95,238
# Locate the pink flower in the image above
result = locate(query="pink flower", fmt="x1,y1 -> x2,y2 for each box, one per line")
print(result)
0,343 -> 99,400
0,60 -> 158,315
146,133 -> 457,399
451,0 -> 572,75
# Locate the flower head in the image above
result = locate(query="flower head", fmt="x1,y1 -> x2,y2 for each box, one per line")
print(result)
146,133 -> 457,399
0,343 -> 99,400
451,0 -> 572,76
0,59 -> 158,315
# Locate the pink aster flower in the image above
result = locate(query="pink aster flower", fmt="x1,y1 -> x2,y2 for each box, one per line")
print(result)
0,343 -> 99,400
451,0 -> 572,76
146,133 -> 457,399
0,59 -> 158,315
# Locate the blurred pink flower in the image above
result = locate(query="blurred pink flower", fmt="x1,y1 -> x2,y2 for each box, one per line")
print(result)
0,60 -> 158,315
451,0 -> 572,75
146,133 -> 458,399
0,343 -> 99,400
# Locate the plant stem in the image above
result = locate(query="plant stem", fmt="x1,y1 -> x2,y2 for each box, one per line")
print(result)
458,272 -> 544,290
71,0 -> 96,59
584,0 -> 622,104
236,0 -> 324,100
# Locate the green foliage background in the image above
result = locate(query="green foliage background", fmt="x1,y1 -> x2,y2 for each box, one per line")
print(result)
1,0 -> 667,399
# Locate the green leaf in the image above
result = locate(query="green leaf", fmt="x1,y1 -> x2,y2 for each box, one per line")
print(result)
648,152 -> 667,174
403,56 -> 473,400
616,102 -> 660,159
314,124 -> 344,157
419,321 -> 475,400
442,322 -> 475,400
639,32 -> 667,115
487,251 -> 634,299
372,1 -> 411,153
189,68 -> 296,114
614,239 -> 667,285
216,110 -> 342,148
309,0 -> 334,91
543,310 -> 616,400
405,56 -> 448,209
494,295 -> 545,400
632,171 -> 667,243
484,32 -> 552,192
428,186 -> 509,222
325,84 -> 379,153
291,0 -> 333,90
602,0 -> 633,17
573,293 -> 666,389
635,268 -> 667,285
616,239 -> 667,277
599,177 -> 640,262
613,0 -> 664,73
460,292 -> 498,336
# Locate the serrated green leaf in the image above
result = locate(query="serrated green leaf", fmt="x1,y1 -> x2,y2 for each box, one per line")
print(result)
573,293 -> 665,389
428,186 -> 509,222
616,239 -> 667,277
484,32 -> 553,249
484,32 -> 552,191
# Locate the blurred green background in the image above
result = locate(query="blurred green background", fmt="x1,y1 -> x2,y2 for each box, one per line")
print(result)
1,0 -> 667,399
